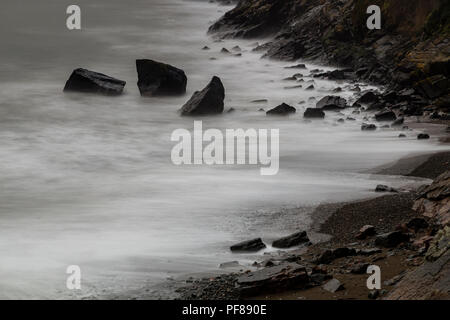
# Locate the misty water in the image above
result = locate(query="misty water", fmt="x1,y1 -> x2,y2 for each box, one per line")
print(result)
0,0 -> 448,298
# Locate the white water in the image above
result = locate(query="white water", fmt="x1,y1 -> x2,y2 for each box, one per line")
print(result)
0,0 -> 448,299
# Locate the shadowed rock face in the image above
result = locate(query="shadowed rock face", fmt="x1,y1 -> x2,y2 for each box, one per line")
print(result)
64,68 -> 126,95
414,171 -> 450,226
209,0 -> 449,113
180,76 -> 225,116
136,59 -> 187,96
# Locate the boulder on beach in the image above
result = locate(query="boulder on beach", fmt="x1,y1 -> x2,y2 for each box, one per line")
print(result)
304,108 -> 325,119
180,76 -> 225,116
230,238 -> 266,252
266,103 -> 296,115
63,68 -> 126,95
272,231 -> 310,248
136,59 -> 187,96
316,96 -> 347,110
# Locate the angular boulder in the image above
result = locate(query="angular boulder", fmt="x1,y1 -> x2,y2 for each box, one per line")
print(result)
304,108 -> 325,119
136,59 -> 187,96
230,238 -> 266,252
266,103 -> 296,115
316,96 -> 347,111
272,231 -> 310,248
64,68 -> 126,95
180,76 -> 225,116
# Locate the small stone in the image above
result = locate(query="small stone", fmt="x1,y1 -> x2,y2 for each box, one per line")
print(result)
323,279 -> 344,293
417,133 -> 430,140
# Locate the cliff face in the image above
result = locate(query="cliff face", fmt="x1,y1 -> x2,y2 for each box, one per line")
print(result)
210,0 -> 450,110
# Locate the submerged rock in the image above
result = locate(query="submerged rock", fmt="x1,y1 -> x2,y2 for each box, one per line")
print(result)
272,231 -> 310,248
266,103 -> 296,115
304,108 -> 325,119
230,238 -> 266,252
136,59 -> 187,96
180,76 -> 225,116
361,123 -> 377,131
64,68 -> 126,95
285,63 -> 307,69
375,185 -> 399,193
417,133 -> 430,140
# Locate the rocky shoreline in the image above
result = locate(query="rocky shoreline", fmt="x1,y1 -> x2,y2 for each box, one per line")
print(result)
172,151 -> 449,300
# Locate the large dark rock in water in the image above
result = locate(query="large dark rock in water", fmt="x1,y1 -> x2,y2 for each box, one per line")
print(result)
272,231 -> 310,248
316,96 -> 347,110
64,68 -> 126,95
230,238 -> 266,252
136,59 -> 187,96
266,103 -> 296,115
180,76 -> 225,116
304,108 -> 325,119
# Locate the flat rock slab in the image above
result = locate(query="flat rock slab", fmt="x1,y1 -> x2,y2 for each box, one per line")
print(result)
64,68 -> 126,95
272,231 -> 310,248
323,278 -> 344,293
230,238 -> 266,252
237,263 -> 309,296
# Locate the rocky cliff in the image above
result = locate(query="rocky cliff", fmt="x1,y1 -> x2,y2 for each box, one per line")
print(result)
209,0 -> 450,113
